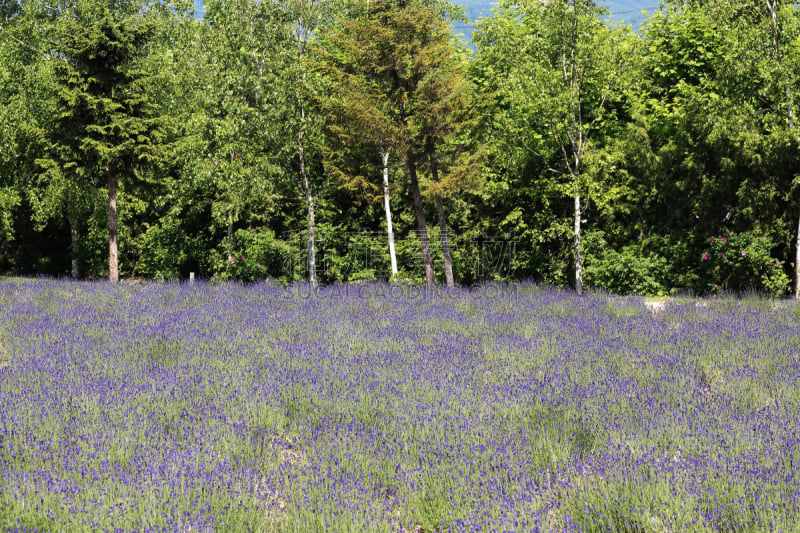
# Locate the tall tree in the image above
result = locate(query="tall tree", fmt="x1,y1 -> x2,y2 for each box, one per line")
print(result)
194,0 -> 294,263
38,2 -> 165,282
633,1 -> 798,295
285,0 -> 331,287
414,44 -> 480,288
709,0 -> 800,296
475,0 -> 633,294
0,0 -> 57,273
0,0 -> 26,270
313,1 -> 405,280
316,0 -> 468,286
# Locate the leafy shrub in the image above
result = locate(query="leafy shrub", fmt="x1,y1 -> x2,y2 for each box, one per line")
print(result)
137,217 -> 191,281
212,229 -> 291,282
73,198 -> 115,278
324,228 -> 393,282
697,229 -> 789,296
585,232 -> 676,295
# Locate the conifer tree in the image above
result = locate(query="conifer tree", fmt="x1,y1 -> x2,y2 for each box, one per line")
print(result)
314,2 -> 402,279
316,0 -> 469,285
40,3 -> 164,282
414,44 -> 480,288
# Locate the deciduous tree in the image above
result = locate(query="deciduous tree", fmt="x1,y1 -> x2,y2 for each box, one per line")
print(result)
476,0 -> 634,294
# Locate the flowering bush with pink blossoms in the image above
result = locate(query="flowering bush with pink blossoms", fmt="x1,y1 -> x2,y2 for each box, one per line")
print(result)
698,229 -> 789,296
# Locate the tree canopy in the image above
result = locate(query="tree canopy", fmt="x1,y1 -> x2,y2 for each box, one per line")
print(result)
0,0 -> 798,296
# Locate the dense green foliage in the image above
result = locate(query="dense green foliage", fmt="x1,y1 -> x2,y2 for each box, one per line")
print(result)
1,0 -> 798,295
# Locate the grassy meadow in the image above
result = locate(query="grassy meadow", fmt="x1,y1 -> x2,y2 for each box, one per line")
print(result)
1,279 -> 799,532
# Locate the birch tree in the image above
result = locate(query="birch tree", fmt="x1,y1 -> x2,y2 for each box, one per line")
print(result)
197,0 -> 293,260
286,0 -> 330,288
476,0 -> 633,294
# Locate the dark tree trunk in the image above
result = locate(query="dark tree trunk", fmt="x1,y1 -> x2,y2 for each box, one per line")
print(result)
407,146 -> 434,285
70,220 -> 79,278
435,195 -> 454,288
427,143 -> 454,287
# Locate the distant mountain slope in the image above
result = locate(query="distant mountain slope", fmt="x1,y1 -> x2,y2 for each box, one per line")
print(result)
454,0 -> 660,44
192,0 -> 660,39
599,0 -> 661,30
459,0 -> 658,26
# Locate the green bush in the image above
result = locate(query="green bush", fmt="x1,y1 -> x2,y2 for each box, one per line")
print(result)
697,229 -> 790,296
74,197 -> 114,278
212,229 -> 291,282
137,218 -> 191,281
585,232 -> 676,295
328,228 -> 393,282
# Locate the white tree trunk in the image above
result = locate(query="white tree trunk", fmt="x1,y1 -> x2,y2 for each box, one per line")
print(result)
226,220 -> 233,263
306,189 -> 317,287
298,127 -> 317,288
294,22 -> 318,288
382,150 -> 398,278
574,189 -> 582,296
108,174 -> 119,283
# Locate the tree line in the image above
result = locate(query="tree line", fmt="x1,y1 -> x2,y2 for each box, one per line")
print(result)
1,0 -> 798,296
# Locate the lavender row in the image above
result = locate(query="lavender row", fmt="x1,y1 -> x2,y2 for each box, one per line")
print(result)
0,279 -> 798,531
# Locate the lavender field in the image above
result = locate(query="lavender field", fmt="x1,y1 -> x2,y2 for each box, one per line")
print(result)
1,279 -> 799,532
